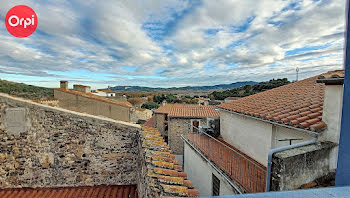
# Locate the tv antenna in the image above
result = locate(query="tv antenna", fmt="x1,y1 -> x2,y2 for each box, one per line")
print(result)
296,67 -> 299,81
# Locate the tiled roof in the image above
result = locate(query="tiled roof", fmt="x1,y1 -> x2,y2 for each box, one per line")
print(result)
144,115 -> 156,127
217,71 -> 343,132
0,185 -> 137,198
155,104 -> 219,118
98,89 -> 117,93
55,88 -> 133,108
140,126 -> 199,197
318,70 -> 344,79
317,70 -> 345,85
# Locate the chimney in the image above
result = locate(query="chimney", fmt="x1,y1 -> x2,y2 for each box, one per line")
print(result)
60,81 -> 68,90
316,70 -> 344,170
162,100 -> 167,106
73,84 -> 91,93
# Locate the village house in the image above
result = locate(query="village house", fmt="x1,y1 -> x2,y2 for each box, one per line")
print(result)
54,81 -> 133,122
182,70 -> 344,196
151,104 -> 220,158
92,89 -> 117,97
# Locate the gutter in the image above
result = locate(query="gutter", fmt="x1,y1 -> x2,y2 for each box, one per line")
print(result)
265,136 -> 319,191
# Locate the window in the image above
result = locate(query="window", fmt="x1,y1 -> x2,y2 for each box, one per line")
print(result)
212,174 -> 220,196
192,120 -> 199,133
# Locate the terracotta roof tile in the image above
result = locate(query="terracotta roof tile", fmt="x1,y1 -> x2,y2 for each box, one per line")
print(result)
140,126 -> 198,197
318,70 -> 344,79
55,88 -> 133,108
217,71 -> 343,132
155,104 -> 219,118
0,185 -> 137,198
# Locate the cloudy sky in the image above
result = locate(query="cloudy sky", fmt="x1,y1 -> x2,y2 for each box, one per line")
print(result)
0,0 -> 346,89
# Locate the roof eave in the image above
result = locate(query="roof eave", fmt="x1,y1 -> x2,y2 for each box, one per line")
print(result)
216,106 -> 323,137
316,78 -> 344,85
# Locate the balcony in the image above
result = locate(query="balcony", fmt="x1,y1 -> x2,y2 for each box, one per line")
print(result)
183,133 -> 266,193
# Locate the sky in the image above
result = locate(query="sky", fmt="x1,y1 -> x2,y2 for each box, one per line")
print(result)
0,0 -> 346,89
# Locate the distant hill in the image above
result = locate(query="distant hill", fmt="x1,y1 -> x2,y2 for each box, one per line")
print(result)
0,79 -> 54,100
210,78 -> 290,100
109,81 -> 258,92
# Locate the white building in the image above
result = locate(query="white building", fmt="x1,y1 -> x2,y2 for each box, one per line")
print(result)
182,70 -> 344,196
92,89 -> 116,97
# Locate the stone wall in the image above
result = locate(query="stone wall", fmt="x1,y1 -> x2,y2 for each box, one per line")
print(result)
155,113 -> 166,137
270,141 -> 337,191
54,89 -> 131,122
168,118 -> 206,155
0,93 -> 140,189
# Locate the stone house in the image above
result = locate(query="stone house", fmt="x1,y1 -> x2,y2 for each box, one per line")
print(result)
54,81 -> 133,122
182,70 -> 344,196
153,104 -> 220,156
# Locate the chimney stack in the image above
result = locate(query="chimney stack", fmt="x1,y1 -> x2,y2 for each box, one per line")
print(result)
73,84 -> 91,93
60,81 -> 68,90
316,70 -> 344,170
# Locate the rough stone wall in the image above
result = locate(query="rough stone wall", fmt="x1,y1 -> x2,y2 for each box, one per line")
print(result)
168,118 -> 206,155
54,89 -> 131,122
131,109 -> 153,123
155,113 -> 166,137
0,93 -> 140,189
270,141 -> 337,191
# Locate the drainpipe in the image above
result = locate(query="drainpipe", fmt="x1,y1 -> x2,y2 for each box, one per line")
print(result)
265,135 -> 319,192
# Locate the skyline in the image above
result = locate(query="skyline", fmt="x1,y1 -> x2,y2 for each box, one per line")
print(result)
0,0 -> 346,89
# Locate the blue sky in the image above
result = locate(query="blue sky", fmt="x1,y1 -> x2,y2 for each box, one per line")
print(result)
0,0 -> 345,89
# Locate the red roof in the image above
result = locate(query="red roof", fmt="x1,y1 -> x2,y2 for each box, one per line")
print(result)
155,104 -> 219,118
218,70 -> 343,132
143,115 -> 156,127
0,185 -> 137,198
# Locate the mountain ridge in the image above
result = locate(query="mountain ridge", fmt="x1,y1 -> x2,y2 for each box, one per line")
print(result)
109,81 -> 258,91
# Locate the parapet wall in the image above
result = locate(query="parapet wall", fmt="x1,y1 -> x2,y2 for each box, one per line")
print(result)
271,141 -> 337,191
0,93 -> 140,189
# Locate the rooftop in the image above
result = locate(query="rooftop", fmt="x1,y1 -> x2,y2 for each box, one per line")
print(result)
155,104 -> 220,118
55,88 -> 132,108
140,126 -> 199,197
144,115 -> 156,127
97,89 -> 117,93
0,185 -> 137,198
218,70 -> 344,132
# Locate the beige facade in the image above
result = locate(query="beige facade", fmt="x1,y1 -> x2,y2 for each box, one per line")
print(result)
54,89 -> 131,122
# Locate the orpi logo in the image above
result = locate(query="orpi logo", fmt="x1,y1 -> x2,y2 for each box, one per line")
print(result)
5,5 -> 38,38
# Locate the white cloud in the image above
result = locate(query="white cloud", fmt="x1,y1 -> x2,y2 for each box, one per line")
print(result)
0,0 -> 346,88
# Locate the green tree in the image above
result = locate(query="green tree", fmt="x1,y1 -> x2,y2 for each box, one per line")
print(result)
141,101 -> 160,110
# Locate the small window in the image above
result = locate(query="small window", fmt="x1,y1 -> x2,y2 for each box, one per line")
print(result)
192,120 -> 199,133
212,174 -> 220,196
